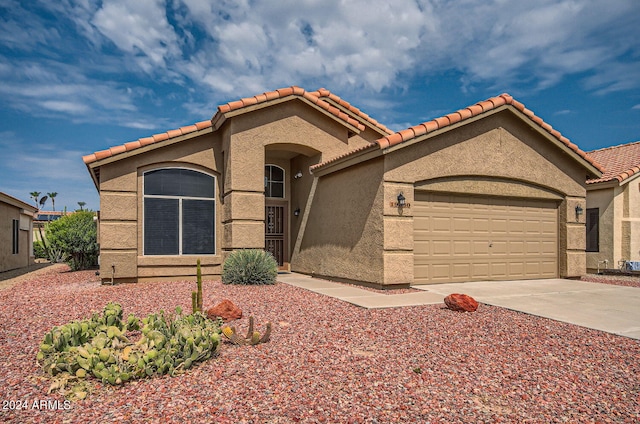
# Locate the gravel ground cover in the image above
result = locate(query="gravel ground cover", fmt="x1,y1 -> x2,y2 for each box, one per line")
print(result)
0,266 -> 638,423
582,274 -> 640,288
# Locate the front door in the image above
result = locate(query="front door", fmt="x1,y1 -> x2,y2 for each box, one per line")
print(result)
265,201 -> 288,268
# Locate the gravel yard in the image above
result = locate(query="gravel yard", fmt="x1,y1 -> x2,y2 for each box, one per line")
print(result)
0,265 -> 638,423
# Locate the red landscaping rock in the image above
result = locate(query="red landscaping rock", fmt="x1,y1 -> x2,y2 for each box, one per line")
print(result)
444,293 -> 478,312
206,299 -> 243,322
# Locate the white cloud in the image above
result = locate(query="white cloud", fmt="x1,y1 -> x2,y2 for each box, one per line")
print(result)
92,0 -> 181,73
0,0 -> 639,129
633,104 -> 640,110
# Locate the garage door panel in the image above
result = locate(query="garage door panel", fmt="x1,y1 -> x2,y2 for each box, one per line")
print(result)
473,241 -> 490,255
414,192 -> 558,284
453,217 -> 471,233
432,217 -> 451,232
472,218 -> 490,233
508,262 -> 524,277
490,262 -> 508,278
453,240 -> 471,255
472,263 -> 490,279
541,241 -> 556,254
431,240 -> 451,256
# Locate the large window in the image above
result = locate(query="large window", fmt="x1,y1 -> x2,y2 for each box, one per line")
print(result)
264,165 -> 284,198
144,168 -> 215,255
586,208 -> 599,252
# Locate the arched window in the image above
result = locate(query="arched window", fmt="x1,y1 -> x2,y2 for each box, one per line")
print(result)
143,168 -> 215,255
264,165 -> 284,198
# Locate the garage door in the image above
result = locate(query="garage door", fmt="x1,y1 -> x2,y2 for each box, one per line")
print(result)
414,192 -> 558,284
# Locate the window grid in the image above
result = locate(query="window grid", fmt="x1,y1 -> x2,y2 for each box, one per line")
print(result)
143,168 -> 216,256
264,165 -> 285,198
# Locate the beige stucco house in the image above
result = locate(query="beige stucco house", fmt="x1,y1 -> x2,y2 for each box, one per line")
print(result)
84,87 -> 602,287
585,141 -> 640,272
0,192 -> 37,273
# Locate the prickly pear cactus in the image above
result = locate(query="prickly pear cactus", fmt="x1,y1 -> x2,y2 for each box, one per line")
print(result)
37,303 -> 221,400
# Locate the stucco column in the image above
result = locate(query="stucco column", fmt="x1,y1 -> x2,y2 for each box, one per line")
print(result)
221,134 -> 265,255
561,197 -> 587,278
382,181 -> 414,286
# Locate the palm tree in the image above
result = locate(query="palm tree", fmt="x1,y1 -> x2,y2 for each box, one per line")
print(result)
30,191 -> 41,208
77,201 -> 86,211
47,192 -> 58,211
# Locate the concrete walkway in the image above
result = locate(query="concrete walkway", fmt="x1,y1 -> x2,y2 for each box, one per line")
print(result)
277,273 -> 640,340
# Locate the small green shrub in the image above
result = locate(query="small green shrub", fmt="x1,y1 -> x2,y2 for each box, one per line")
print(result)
33,240 -> 47,259
222,249 -> 278,285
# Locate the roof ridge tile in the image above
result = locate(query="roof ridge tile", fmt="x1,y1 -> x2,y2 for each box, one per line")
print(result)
311,88 -> 393,135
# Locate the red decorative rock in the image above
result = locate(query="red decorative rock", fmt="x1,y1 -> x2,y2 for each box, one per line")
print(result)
206,299 -> 242,322
444,293 -> 478,312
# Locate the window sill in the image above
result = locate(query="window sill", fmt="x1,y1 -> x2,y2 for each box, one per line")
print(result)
138,255 -> 222,266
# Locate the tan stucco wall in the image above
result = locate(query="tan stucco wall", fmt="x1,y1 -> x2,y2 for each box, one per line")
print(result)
623,177 -> 640,262
96,99 -> 371,283
586,186 -> 615,270
0,202 -> 33,272
221,100 -> 372,258
383,109 -> 590,280
97,131 -> 223,283
587,176 -> 640,271
293,158 -> 385,285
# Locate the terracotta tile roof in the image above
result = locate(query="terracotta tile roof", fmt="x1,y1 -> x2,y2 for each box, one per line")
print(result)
84,86 -> 370,165
310,88 -> 394,135
214,86 -> 366,132
586,141 -> 640,184
312,93 -> 605,173
82,120 -> 212,164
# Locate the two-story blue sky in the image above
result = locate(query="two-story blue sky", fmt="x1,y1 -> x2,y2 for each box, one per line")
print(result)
1,0 -> 638,212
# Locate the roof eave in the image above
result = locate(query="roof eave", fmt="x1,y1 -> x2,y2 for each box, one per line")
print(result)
84,125 -> 214,192
586,179 -> 620,189
0,192 -> 38,213
310,144 -> 381,177
212,95 -> 363,135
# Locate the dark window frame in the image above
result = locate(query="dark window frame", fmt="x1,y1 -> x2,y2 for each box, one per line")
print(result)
586,208 -> 599,252
264,164 -> 285,198
12,219 -> 19,254
143,168 -> 216,256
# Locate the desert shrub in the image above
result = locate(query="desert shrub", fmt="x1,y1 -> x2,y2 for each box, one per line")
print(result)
222,249 -> 278,285
46,211 -> 98,270
37,303 -> 222,400
33,240 -> 47,259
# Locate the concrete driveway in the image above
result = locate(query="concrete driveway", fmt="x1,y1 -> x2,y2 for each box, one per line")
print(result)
414,279 -> 640,340
279,273 -> 640,340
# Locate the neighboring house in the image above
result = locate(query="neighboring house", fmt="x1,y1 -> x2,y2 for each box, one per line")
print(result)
33,210 -> 66,243
585,141 -> 640,272
0,192 -> 37,273
84,87 -> 602,287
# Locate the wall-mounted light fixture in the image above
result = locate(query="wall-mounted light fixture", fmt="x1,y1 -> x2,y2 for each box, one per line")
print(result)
575,205 -> 583,221
294,208 -> 301,216
294,171 -> 303,179
397,192 -> 406,207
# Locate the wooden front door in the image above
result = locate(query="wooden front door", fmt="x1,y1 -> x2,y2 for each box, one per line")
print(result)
265,201 -> 287,268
